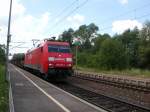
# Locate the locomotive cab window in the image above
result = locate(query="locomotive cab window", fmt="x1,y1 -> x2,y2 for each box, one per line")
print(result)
48,45 -> 71,53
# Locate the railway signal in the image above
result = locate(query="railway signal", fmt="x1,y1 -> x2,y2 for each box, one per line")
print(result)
73,37 -> 81,69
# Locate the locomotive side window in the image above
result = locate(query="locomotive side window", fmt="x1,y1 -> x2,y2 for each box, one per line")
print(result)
48,45 -> 71,53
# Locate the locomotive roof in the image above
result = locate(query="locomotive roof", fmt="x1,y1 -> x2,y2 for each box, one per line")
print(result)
26,41 -> 70,54
46,41 -> 69,46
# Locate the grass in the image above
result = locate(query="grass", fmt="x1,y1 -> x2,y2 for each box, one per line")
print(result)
0,65 -> 8,112
76,66 -> 150,78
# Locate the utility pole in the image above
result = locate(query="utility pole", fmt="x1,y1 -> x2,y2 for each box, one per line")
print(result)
5,0 -> 12,81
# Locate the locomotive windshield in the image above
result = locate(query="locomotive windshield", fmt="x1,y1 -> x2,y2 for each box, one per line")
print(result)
48,45 -> 71,53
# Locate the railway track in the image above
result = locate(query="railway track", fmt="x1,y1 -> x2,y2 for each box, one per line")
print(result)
53,82 -> 150,112
73,71 -> 150,92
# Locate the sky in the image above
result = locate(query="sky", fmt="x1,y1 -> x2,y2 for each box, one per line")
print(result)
0,0 -> 150,54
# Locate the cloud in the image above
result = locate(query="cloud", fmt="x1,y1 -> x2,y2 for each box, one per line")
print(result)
118,0 -> 128,5
11,12 -> 51,40
10,12 -> 51,54
0,0 -> 51,54
0,0 -> 25,19
112,19 -> 143,34
67,14 -> 85,29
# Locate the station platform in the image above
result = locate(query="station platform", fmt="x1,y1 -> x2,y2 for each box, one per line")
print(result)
8,64 -> 107,112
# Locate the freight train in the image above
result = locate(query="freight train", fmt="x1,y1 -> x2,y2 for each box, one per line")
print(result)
11,39 -> 73,79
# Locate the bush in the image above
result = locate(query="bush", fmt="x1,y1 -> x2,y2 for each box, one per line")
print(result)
98,39 -> 129,70
0,45 -> 5,65
0,65 -> 8,112
77,52 -> 99,68
138,47 -> 150,69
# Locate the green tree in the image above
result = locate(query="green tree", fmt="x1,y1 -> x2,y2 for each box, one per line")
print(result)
138,21 -> 150,69
114,28 -> 139,67
138,21 -> 150,43
92,33 -> 111,53
74,23 -> 99,50
58,28 -> 74,45
77,52 -> 99,68
138,47 -> 150,69
98,39 -> 129,70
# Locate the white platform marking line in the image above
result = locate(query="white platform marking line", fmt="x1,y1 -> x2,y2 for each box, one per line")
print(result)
14,67 -> 71,112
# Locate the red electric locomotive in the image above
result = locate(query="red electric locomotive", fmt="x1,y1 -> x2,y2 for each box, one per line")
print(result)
24,39 -> 73,79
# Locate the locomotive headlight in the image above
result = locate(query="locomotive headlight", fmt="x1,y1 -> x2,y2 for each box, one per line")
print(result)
66,58 -> 72,62
68,64 -> 72,67
48,57 -> 55,61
